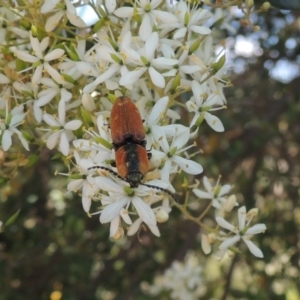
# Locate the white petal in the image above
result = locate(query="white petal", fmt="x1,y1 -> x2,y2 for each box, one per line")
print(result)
127,218 -> 143,236
76,62 -> 99,77
32,65 -> 43,85
10,114 -> 25,127
119,68 -> 146,86
45,11 -> 64,32
173,27 -> 187,39
66,11 -> 86,28
132,197 -> 156,226
245,224 -> 267,235
219,235 -> 240,250
109,216 -> 120,237
203,176 -> 212,191
180,65 -> 201,74
148,96 -> 169,125
139,14 -> 152,41
64,120 -> 82,130
160,159 -> 172,182
215,216 -> 235,231
83,65 -> 119,93
37,89 -> 58,106
81,194 -> 92,213
61,88 -> 72,102
151,57 -> 178,68
242,238 -> 264,258
172,156 -> 203,175
148,66 -> 165,88
0,74 -> 10,84
44,63 -> 64,84
190,25 -> 211,35
15,130 -> 30,151
67,179 -> 84,192
201,234 -> 212,254
58,100 -> 66,125
145,32 -> 159,60
65,0 -> 77,14
219,184 -> 232,196
59,131 -> 70,156
41,38 -> 49,53
82,93 -> 96,111
152,10 -> 178,23
119,208 -> 132,225
33,103 -> 43,122
41,0 -> 59,13
238,206 -> 246,231
2,130 -> 13,151
105,0 -> 116,13
30,33 -> 43,58
14,50 -> 39,63
114,7 -> 134,18
192,80 -> 204,106
100,197 -> 128,223
148,225 -> 160,237
43,114 -> 60,127
44,49 -> 65,61
94,177 -> 124,194
152,125 -> 169,153
46,131 -> 61,150
204,112 -> 224,132
192,189 -> 212,199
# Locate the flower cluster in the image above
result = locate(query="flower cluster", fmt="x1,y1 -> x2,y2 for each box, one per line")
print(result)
142,252 -> 204,299
0,0 -> 266,254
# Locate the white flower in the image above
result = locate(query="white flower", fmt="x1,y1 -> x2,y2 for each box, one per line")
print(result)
146,252 -> 204,299
14,33 -> 65,85
42,100 -> 82,156
119,32 -> 178,88
152,124 -> 203,184
66,151 -> 105,213
41,0 -> 86,32
80,33 -> 132,93
216,206 -> 267,258
127,217 -> 160,237
186,80 -> 225,132
93,177 -> 158,228
161,44 -> 202,78
192,176 -> 232,209
160,0 -> 211,39
114,0 -> 177,41
0,103 -> 29,151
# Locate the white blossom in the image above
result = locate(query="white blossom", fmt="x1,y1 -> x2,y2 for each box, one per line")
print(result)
216,206 -> 267,258
114,0 -> 177,41
41,0 -> 86,32
0,103 -> 29,151
42,100 -> 82,156
186,80 -> 225,132
193,176 -> 232,209
119,32 -> 178,88
14,33 -> 65,85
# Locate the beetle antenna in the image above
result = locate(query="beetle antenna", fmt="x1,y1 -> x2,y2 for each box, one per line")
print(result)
140,183 -> 178,202
88,166 -> 124,181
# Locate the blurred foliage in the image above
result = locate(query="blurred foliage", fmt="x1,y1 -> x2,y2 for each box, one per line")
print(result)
1,6 -> 300,300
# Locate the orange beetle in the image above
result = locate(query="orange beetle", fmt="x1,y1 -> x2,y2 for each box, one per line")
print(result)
110,96 -> 149,188
89,96 -> 177,201
110,96 -> 146,146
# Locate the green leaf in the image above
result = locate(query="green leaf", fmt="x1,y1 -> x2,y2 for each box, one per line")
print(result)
4,210 -> 20,227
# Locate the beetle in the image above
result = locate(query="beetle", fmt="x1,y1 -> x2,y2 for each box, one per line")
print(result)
89,96 -> 177,201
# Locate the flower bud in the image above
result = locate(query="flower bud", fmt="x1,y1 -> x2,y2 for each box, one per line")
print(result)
156,209 -> 169,223
224,195 -> 237,212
